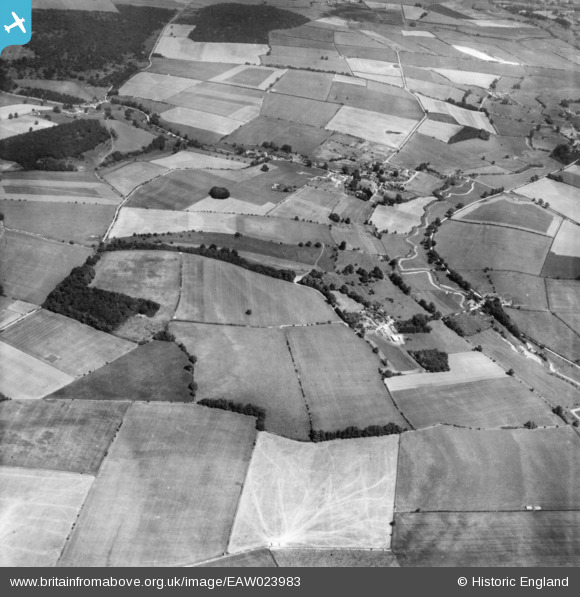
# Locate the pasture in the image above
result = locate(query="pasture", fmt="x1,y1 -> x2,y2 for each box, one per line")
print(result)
417,119 -> 463,143
156,37 -> 269,65
0,341 -> 75,400
147,58 -> 237,81
436,221 -> 552,276
517,178 -> 580,224
368,334 -> 418,372
59,403 -> 256,566
371,197 -> 434,234
48,340 -> 192,403
214,65 -> 285,91
393,512 -> 580,567
229,433 -> 399,552
174,254 -> 338,326
261,93 -> 340,128
103,161 -> 168,196
264,46 -> 350,74
161,107 -> 245,136
1,309 -> 136,378
0,231 -> 92,304
106,121 -> 157,153
326,106 -> 417,148
0,400 -> 129,474
0,200 -> 115,246
0,115 -> 56,141
0,467 -> 93,567
546,279 -> 580,312
396,426 -> 580,512
385,351 -> 506,393
399,320 -> 471,354
271,70 -> 334,101
151,150 -> 249,171
394,377 -> 558,430
488,271 -> 549,310
330,226 -> 387,255
268,186 -> 341,224
272,549 -> 399,567
120,72 -> 198,102
284,324 -> 407,432
0,297 -> 36,330
541,252 -> 580,280
455,195 -> 560,236
110,208 -> 334,245
170,322 -> 309,440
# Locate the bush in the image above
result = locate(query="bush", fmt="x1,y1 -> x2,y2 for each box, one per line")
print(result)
209,186 -> 230,199
396,314 -> 431,334
409,349 -> 449,372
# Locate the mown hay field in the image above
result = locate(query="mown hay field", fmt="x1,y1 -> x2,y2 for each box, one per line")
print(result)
1,309 -> 136,378
229,432 -> 399,552
0,297 -> 36,330
48,340 -> 192,403
170,322 -> 309,440
436,221 -> 552,275
0,400 -> 129,474
396,426 -> 580,512
285,324 -> 407,431
59,403 -> 256,566
393,511 -> 580,567
103,161 -> 169,196
0,231 -> 93,304
0,467 -> 94,567
394,377 -> 558,430
174,254 -> 339,326
0,200 -> 115,246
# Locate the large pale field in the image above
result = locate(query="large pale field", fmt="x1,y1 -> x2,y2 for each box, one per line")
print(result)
212,65 -> 285,91
59,403 -> 256,566
103,161 -> 169,196
393,512 -> 580,567
170,323 -> 309,440
174,254 -> 338,326
394,377 -> 558,430
109,208 -> 333,245
229,433 -> 399,552
436,221 -> 552,275
326,106 -> 417,148
119,72 -> 199,102
0,231 -> 93,304
0,115 -> 56,141
268,186 -> 342,224
417,118 -> 463,143
161,107 -> 247,136
151,150 -> 249,171
549,220 -> 580,257
0,341 -> 75,400
417,94 -> 495,133
285,324 -> 407,432
0,400 -> 129,474
385,352 -> 506,392
517,178 -> 580,224
396,426 -> 580,512
371,197 -> 434,234
1,309 -> 135,378
0,467 -> 94,567
0,200 -> 116,246
156,38 -> 269,65
106,121 -> 157,154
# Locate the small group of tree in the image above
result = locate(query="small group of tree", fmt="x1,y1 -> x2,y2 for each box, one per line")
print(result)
396,314 -> 432,334
448,126 -> 490,144
209,186 -> 230,199
197,398 -> 265,431
447,268 -> 472,293
389,272 -> 411,295
418,298 -> 438,315
409,349 -> 450,372
328,212 -> 341,223
310,423 -> 405,443
0,119 -> 109,170
552,142 -> 580,165
355,266 -> 384,284
480,187 -> 504,199
42,252 -> 160,333
153,328 -> 198,399
481,298 -> 521,340
19,87 -> 84,106
547,172 -> 563,182
442,316 -> 466,337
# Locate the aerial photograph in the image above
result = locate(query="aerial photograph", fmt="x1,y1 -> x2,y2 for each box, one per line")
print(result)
0,0 -> 579,568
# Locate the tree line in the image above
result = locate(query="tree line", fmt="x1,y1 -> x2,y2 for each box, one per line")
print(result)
310,423 -> 405,443
409,349 -> 449,372
197,398 -> 266,431
18,87 -> 85,106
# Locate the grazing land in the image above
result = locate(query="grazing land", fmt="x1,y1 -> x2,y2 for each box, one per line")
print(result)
394,377 -> 558,430
0,341 -> 75,400
0,231 -> 92,304
371,197 -> 434,234
170,323 -> 309,441
103,161 -> 169,196
285,324 -> 407,432
0,400 -> 129,474
393,512 -> 580,567
396,426 -> 580,512
59,404 -> 256,567
47,341 -> 192,403
0,309 -> 135,378
0,467 -> 93,567
175,254 -> 338,326
229,433 -> 399,552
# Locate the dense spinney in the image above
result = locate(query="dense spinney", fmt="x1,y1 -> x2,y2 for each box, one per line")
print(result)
197,398 -> 266,431
310,423 -> 405,443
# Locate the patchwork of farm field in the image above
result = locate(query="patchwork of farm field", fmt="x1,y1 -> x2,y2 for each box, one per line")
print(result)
0,297 -> 36,330
0,467 -> 94,567
268,185 -> 342,224
396,426 -> 580,512
285,324 -> 407,432
48,340 -> 192,403
398,320 -> 471,354
0,400 -> 129,474
488,271 -> 549,311
175,254 -> 338,326
517,178 -> 580,224
59,403 -> 256,566
103,161 -> 169,196
229,432 -> 399,552
170,322 -> 309,440
0,309 -> 135,378
0,231 -> 93,305
393,511 -> 580,567
394,377 -> 558,430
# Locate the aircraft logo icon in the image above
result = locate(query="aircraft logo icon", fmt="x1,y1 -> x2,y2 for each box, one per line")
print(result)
5,12 -> 26,34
